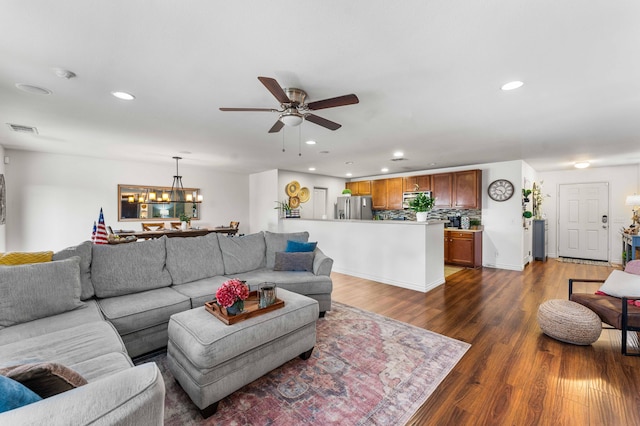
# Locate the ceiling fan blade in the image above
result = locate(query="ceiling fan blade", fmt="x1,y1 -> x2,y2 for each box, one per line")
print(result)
219,107 -> 277,112
305,114 -> 342,131
307,94 -> 359,111
258,77 -> 291,105
268,120 -> 285,133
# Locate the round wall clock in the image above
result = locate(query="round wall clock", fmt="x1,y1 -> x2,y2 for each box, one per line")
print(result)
488,179 -> 515,201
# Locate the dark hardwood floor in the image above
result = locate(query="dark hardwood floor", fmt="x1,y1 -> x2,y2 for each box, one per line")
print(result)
330,260 -> 640,426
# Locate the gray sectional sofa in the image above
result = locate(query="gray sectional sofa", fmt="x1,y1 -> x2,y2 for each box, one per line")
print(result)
0,230 -> 333,425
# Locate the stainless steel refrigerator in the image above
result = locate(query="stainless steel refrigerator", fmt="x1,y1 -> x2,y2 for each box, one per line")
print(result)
335,196 -> 373,220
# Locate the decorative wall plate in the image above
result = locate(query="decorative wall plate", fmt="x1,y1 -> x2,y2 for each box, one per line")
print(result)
289,196 -> 300,208
286,181 -> 300,196
298,187 -> 310,203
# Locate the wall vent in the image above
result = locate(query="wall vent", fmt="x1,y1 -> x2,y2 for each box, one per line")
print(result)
7,123 -> 38,134
390,157 -> 408,162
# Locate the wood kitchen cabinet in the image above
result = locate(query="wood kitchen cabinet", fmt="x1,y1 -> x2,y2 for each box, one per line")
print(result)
453,170 -> 482,209
371,178 -> 403,209
432,170 -> 482,209
432,173 -> 453,208
403,175 -> 432,192
444,230 -> 482,267
345,180 -> 371,195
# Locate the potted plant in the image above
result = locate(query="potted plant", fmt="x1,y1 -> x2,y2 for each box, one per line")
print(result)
342,188 -> 352,196
470,218 -> 482,230
522,189 -> 532,202
274,200 -> 292,218
215,279 -> 250,316
408,192 -> 435,222
179,213 -> 191,230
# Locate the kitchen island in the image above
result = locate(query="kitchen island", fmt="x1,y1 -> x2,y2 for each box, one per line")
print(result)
280,219 -> 446,293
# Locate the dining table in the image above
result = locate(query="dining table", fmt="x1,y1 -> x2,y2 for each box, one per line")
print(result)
113,227 -> 238,240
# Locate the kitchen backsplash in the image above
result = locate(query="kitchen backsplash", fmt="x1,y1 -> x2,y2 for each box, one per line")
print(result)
374,208 -> 482,224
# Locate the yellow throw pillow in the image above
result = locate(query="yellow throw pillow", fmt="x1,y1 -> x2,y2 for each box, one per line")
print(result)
0,251 -> 53,266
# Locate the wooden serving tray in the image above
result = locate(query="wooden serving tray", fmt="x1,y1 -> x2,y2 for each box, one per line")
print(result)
204,291 -> 285,325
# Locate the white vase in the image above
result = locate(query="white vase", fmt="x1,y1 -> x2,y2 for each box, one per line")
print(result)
181,221 -> 188,231
416,211 -> 428,222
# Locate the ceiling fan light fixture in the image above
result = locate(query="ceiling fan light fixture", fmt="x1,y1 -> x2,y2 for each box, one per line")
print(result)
279,110 -> 303,127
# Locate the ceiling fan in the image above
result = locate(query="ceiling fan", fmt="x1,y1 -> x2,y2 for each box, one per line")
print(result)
219,76 -> 359,133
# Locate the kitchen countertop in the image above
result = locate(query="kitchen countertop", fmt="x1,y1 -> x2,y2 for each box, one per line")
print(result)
444,227 -> 483,233
288,218 -> 448,225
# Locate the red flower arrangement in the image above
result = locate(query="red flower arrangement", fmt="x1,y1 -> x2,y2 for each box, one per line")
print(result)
215,279 -> 250,308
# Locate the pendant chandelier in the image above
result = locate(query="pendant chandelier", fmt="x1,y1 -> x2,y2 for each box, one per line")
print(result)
126,156 -> 203,204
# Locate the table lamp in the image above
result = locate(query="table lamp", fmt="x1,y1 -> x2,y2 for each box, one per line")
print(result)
625,194 -> 640,230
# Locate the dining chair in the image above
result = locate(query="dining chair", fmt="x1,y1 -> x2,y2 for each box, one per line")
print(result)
170,222 -> 182,230
141,222 -> 165,231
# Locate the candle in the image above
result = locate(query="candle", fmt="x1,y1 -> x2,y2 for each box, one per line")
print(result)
149,192 -> 156,201
186,194 -> 193,202
162,193 -> 169,201
197,195 -> 203,202
138,196 -> 144,203
128,196 -> 134,203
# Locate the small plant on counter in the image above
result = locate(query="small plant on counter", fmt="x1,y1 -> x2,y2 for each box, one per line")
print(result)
408,192 -> 435,212
342,189 -> 352,195
179,213 -> 191,223
470,218 -> 482,229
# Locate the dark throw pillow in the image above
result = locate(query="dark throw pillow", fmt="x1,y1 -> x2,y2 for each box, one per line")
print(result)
0,375 -> 42,413
0,362 -> 87,398
273,251 -> 315,272
285,240 -> 317,253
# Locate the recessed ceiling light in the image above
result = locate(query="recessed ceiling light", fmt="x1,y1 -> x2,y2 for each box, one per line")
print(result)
15,83 -> 52,95
574,162 -> 590,169
501,81 -> 524,91
346,173 -> 353,177
111,91 -> 135,100
345,161 -> 354,165
319,151 -> 330,154
308,167 -> 316,171
393,151 -> 404,157
306,140 -> 316,145
381,167 -> 389,173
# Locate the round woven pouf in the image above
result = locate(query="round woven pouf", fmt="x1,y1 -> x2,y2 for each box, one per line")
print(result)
537,299 -> 602,345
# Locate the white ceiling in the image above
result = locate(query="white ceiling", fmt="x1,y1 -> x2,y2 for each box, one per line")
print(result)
1,1 -> 639,178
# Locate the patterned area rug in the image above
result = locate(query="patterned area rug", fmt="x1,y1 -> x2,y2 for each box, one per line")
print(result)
136,302 -> 470,425
556,257 -> 611,266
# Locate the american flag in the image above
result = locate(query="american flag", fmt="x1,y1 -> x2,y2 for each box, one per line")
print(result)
94,208 -> 109,245
91,221 -> 97,243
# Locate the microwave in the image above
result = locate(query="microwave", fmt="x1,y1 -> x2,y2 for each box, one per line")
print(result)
402,191 -> 432,209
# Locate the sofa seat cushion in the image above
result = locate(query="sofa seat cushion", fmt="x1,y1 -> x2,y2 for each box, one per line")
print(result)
53,241 -> 94,300
69,352 -> 133,382
166,234 -> 225,284
171,276 -> 228,308
218,232 -> 266,274
0,321 -> 127,370
0,300 -> 104,347
0,257 -> 84,330
97,287 -> 191,335
231,269 -> 333,296
264,231 -> 309,269
91,237 -> 172,298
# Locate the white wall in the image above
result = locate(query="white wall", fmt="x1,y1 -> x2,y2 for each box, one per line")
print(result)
0,145 -> 5,252
539,164 -> 639,263
5,150 -> 250,251
249,169 -> 279,233
276,170 -> 346,219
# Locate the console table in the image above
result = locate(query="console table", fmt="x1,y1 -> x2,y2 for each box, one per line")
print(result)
115,227 -> 237,239
622,232 -> 640,266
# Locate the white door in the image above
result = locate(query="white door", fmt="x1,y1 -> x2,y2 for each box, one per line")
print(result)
558,182 -> 609,261
313,187 -> 328,219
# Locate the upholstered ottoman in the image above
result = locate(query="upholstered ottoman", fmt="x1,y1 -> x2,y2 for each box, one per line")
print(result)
537,299 -> 602,345
167,288 -> 318,417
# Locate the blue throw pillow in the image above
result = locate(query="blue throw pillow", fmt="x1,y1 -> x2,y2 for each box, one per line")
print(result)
0,375 -> 42,413
285,240 -> 317,253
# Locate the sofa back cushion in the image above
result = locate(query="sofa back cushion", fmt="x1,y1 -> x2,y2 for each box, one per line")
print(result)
166,233 -> 225,285
91,237 -> 172,298
218,232 -> 266,275
0,257 -> 84,329
52,241 -> 94,300
264,231 -> 309,269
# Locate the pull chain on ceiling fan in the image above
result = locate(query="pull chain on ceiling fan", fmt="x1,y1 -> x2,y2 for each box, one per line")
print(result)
220,76 -> 359,133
